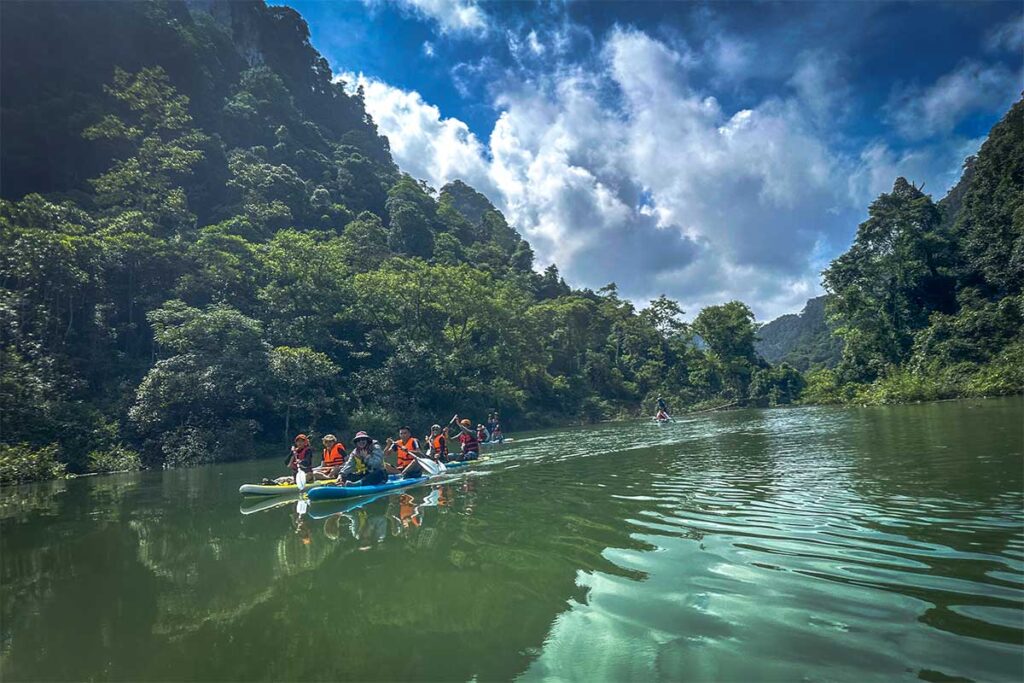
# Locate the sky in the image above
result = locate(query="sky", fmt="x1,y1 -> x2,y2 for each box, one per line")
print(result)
277,0 -> 1022,321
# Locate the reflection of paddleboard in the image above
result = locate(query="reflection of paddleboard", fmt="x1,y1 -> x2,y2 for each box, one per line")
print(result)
307,492 -> 392,520
240,493 -> 300,515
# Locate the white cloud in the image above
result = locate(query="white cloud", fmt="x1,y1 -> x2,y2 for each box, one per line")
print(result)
887,60 -> 1020,140
422,41 -> 435,58
347,27 -> 995,321
985,15 -> 1024,53
371,0 -> 488,36
848,135 -> 986,208
340,72 -> 495,197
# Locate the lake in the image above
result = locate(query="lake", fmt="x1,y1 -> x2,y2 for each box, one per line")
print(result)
2,397 -> 1022,681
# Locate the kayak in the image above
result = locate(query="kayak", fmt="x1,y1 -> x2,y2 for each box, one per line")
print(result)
239,477 -> 339,496
481,437 -> 513,446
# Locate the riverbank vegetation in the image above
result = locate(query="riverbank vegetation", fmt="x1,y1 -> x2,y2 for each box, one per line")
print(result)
1,2 -> 1020,483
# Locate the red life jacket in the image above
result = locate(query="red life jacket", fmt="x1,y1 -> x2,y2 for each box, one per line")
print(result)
460,432 -> 479,453
322,443 -> 346,467
290,446 -> 312,472
395,438 -> 418,468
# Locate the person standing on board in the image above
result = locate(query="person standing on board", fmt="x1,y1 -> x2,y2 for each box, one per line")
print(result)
656,396 -> 669,414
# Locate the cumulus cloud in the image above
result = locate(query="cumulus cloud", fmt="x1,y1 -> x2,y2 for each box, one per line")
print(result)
886,60 -> 1020,140
371,0 -> 488,36
339,72 -> 495,195
985,15 -> 1024,53
346,25 -> 998,320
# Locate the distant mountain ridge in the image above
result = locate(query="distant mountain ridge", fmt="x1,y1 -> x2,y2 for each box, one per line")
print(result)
756,296 -> 842,370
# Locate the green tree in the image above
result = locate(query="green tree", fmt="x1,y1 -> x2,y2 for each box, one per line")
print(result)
129,301 -> 269,465
268,346 -> 341,443
83,67 -> 208,235
824,178 -> 956,381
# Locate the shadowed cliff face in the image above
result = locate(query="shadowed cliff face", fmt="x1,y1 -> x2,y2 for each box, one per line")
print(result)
0,0 -> 391,202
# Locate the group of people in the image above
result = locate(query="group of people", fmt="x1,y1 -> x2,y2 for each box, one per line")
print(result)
266,414 -> 502,488
477,412 -> 504,444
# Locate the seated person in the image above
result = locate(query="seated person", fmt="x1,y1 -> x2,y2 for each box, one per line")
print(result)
452,417 -> 480,461
314,433 -> 346,480
386,426 -> 426,479
426,424 -> 449,462
340,432 -> 388,487
264,434 -> 313,485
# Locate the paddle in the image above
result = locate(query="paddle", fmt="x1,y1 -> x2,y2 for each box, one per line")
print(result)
295,465 -> 308,490
392,439 -> 446,476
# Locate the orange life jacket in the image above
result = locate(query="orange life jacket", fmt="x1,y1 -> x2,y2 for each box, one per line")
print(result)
322,443 -> 346,467
395,437 -> 418,468
431,434 -> 446,457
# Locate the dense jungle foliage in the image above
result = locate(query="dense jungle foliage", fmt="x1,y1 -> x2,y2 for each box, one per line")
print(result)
0,1 -> 1020,482
0,0 -> 800,481
808,99 -> 1024,405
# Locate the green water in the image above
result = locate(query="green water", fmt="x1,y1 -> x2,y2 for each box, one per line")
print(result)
2,398 -> 1022,682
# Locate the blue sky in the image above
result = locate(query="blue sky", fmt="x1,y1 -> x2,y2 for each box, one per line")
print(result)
278,0 -> 1022,320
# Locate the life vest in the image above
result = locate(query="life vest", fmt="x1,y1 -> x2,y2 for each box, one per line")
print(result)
351,451 -> 369,475
431,434 -> 446,457
290,446 -> 312,472
322,443 -> 346,467
460,432 -> 479,453
395,438 -> 418,468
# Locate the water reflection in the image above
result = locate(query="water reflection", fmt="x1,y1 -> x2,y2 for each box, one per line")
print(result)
1,398 -> 1021,682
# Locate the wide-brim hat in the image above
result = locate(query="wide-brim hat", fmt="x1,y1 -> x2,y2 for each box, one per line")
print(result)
353,431 -> 371,442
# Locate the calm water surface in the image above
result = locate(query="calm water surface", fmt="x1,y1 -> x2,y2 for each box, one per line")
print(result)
2,398 -> 1022,681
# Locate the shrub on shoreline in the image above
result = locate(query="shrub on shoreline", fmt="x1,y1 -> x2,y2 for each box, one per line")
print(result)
0,443 -> 66,485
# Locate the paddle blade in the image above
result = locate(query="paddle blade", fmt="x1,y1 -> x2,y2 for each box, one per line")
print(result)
295,467 -> 307,490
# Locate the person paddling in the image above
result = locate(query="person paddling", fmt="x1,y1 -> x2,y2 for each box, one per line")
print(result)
452,417 -> 480,462
386,426 -> 426,479
426,424 -> 448,462
265,434 -> 314,485
339,431 -> 388,487
314,433 -> 346,480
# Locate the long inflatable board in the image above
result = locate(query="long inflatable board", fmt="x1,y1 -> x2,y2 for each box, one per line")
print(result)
239,477 -> 341,496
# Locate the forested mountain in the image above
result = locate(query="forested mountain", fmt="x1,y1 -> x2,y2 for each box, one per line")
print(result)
1,0 -> 801,482
756,296 -> 842,371
807,99 -> 1024,404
